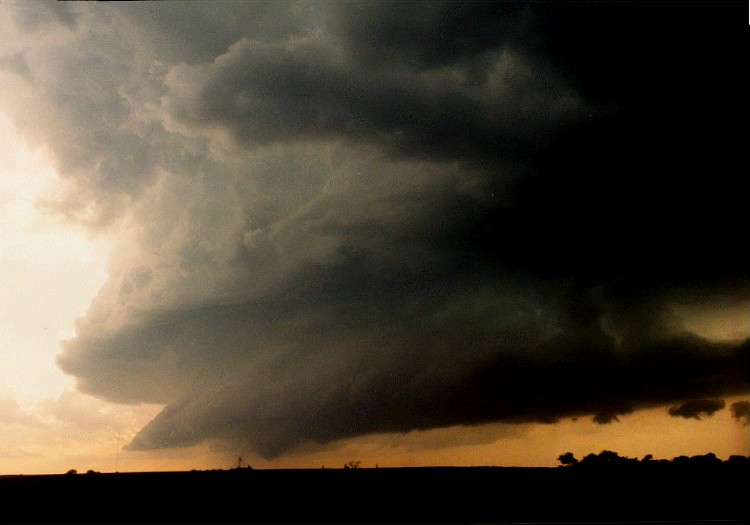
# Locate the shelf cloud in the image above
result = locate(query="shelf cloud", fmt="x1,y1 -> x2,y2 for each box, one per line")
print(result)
1,1 -> 746,459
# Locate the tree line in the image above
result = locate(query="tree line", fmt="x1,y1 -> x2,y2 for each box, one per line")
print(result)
558,450 -> 749,469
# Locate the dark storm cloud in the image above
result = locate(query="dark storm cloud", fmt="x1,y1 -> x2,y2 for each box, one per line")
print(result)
4,1 -> 746,458
123,309 -> 748,456
158,0 -> 750,288
321,1 -> 528,68
668,399 -> 727,420
730,401 -> 750,426
161,33 -> 581,167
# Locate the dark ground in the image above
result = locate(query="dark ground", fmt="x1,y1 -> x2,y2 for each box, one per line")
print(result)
1,464 -> 748,524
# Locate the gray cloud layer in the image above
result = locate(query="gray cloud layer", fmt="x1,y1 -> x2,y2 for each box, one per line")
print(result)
2,1 -> 747,458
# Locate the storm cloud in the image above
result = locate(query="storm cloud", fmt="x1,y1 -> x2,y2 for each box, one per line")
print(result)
668,399 -> 727,420
730,401 -> 750,426
1,1 -> 747,458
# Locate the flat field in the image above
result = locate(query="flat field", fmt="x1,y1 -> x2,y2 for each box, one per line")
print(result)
1,464 -> 747,523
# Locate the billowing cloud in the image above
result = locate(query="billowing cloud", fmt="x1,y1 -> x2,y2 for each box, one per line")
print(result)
668,399 -> 726,420
0,1 -> 747,459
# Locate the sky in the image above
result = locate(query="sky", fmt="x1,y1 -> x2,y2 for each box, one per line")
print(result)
0,1 -> 748,475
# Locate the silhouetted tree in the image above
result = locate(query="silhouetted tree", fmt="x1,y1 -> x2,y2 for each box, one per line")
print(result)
558,452 -> 578,466
727,455 -> 749,466
597,450 -> 624,463
559,450 -> 750,475
672,455 -> 690,466
688,452 -> 721,468
577,450 -> 639,470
